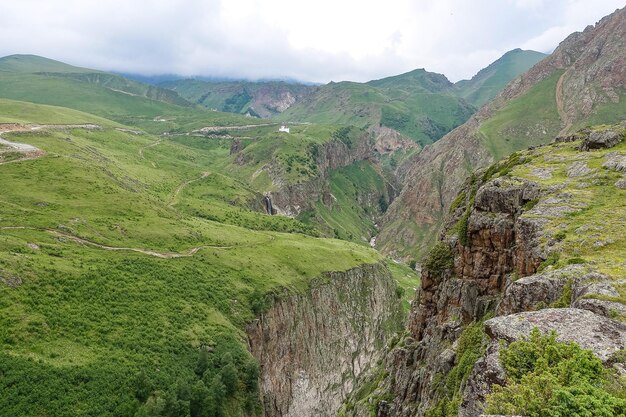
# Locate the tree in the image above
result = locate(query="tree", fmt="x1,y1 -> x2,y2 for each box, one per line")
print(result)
221,362 -> 239,397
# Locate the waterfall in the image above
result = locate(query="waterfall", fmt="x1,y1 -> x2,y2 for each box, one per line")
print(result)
264,196 -> 273,215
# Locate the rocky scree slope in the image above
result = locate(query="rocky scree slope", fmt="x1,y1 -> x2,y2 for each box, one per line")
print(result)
378,6 -> 626,260
340,123 -> 626,417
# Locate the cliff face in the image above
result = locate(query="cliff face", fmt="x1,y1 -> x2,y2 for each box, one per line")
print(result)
269,131 -> 375,216
383,173 -> 546,417
378,6 -> 626,260
349,123 -> 626,417
247,262 -> 403,417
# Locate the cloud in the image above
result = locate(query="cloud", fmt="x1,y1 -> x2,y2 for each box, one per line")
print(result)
0,0 -> 623,83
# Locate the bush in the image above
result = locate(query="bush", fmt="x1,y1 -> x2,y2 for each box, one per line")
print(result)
423,242 -> 454,275
485,328 -> 626,416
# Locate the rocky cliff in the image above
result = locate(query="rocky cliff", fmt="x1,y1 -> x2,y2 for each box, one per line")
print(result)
268,129 -> 376,216
247,262 -> 403,417
378,6 -> 626,260
342,123 -> 626,416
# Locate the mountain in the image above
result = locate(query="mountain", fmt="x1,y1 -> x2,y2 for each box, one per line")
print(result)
0,54 -> 190,107
377,6 -> 626,260
0,94 -> 416,416
161,79 -> 315,118
279,69 -> 476,146
340,122 -> 626,416
0,54 -> 272,134
455,48 -> 547,107
161,56 -> 547,147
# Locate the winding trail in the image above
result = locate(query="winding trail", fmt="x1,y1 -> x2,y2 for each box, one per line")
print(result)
192,123 -> 276,134
556,71 -> 572,137
0,123 -> 101,165
168,172 -> 210,207
0,226 -> 242,259
138,138 -> 161,159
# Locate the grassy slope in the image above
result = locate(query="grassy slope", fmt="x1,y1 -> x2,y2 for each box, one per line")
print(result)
0,54 -> 190,106
455,49 -> 547,107
509,126 -> 626,281
161,79 -> 313,115
479,71 -> 563,161
0,55 -> 261,135
278,72 -> 475,146
0,100 -> 386,416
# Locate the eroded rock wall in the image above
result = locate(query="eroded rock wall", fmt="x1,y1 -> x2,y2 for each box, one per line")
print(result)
247,263 -> 403,417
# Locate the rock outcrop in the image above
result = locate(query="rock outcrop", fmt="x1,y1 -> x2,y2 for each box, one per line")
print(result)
268,130 -> 375,216
378,6 -> 626,260
247,263 -> 403,417
343,122 -> 626,417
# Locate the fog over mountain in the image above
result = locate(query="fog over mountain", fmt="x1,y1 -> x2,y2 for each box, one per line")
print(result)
0,0 -> 623,82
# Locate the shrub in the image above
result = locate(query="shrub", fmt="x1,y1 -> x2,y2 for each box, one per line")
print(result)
485,328 -> 626,416
537,252 -> 560,272
423,242 -> 454,275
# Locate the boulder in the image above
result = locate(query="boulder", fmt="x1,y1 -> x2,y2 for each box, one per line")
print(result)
567,161 -> 593,177
497,266 -> 585,315
474,178 -> 540,214
485,308 -> 626,363
603,152 -> 626,172
580,129 -> 625,151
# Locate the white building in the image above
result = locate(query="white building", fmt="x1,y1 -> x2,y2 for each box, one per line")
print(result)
279,125 -> 290,133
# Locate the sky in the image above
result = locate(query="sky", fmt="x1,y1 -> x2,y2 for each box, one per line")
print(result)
0,0 -> 623,83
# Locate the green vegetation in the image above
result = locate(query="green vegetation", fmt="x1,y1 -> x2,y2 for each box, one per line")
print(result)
0,55 -> 261,135
160,79 -> 313,118
425,322 -> 487,417
455,49 -> 546,108
485,328 -> 626,417
479,71 -> 563,161
279,70 -> 475,146
572,90 -> 626,130
298,160 -> 388,242
385,260 -> 420,313
509,127 -> 626,281
0,97 -> 388,416
422,242 -> 454,276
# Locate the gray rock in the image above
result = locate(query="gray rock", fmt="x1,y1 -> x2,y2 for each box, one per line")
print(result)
530,168 -> 556,179
580,129 -> 625,151
474,178 -> 540,214
526,203 -> 578,218
460,343 -> 506,417
485,308 -> 626,363
572,274 -> 619,299
0,272 -> 22,287
616,179 -> 626,189
573,298 -> 626,318
567,161 -> 593,177
497,266 -> 585,315
603,152 -> 626,172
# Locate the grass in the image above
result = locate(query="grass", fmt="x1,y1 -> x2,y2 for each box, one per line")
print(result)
298,160 -> 388,242
455,49 -> 546,108
479,71 -> 563,161
278,74 -> 475,146
506,124 -> 626,299
385,260 -> 420,313
0,100 -> 389,416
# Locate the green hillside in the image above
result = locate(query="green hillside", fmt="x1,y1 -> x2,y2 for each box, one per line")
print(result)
455,49 -> 547,107
161,79 -> 314,117
0,98 -> 394,416
0,55 -> 190,107
279,71 -> 475,146
0,55 -> 269,135
479,70 -> 563,160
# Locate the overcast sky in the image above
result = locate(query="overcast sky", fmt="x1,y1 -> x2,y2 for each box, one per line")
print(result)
0,0 -> 623,83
